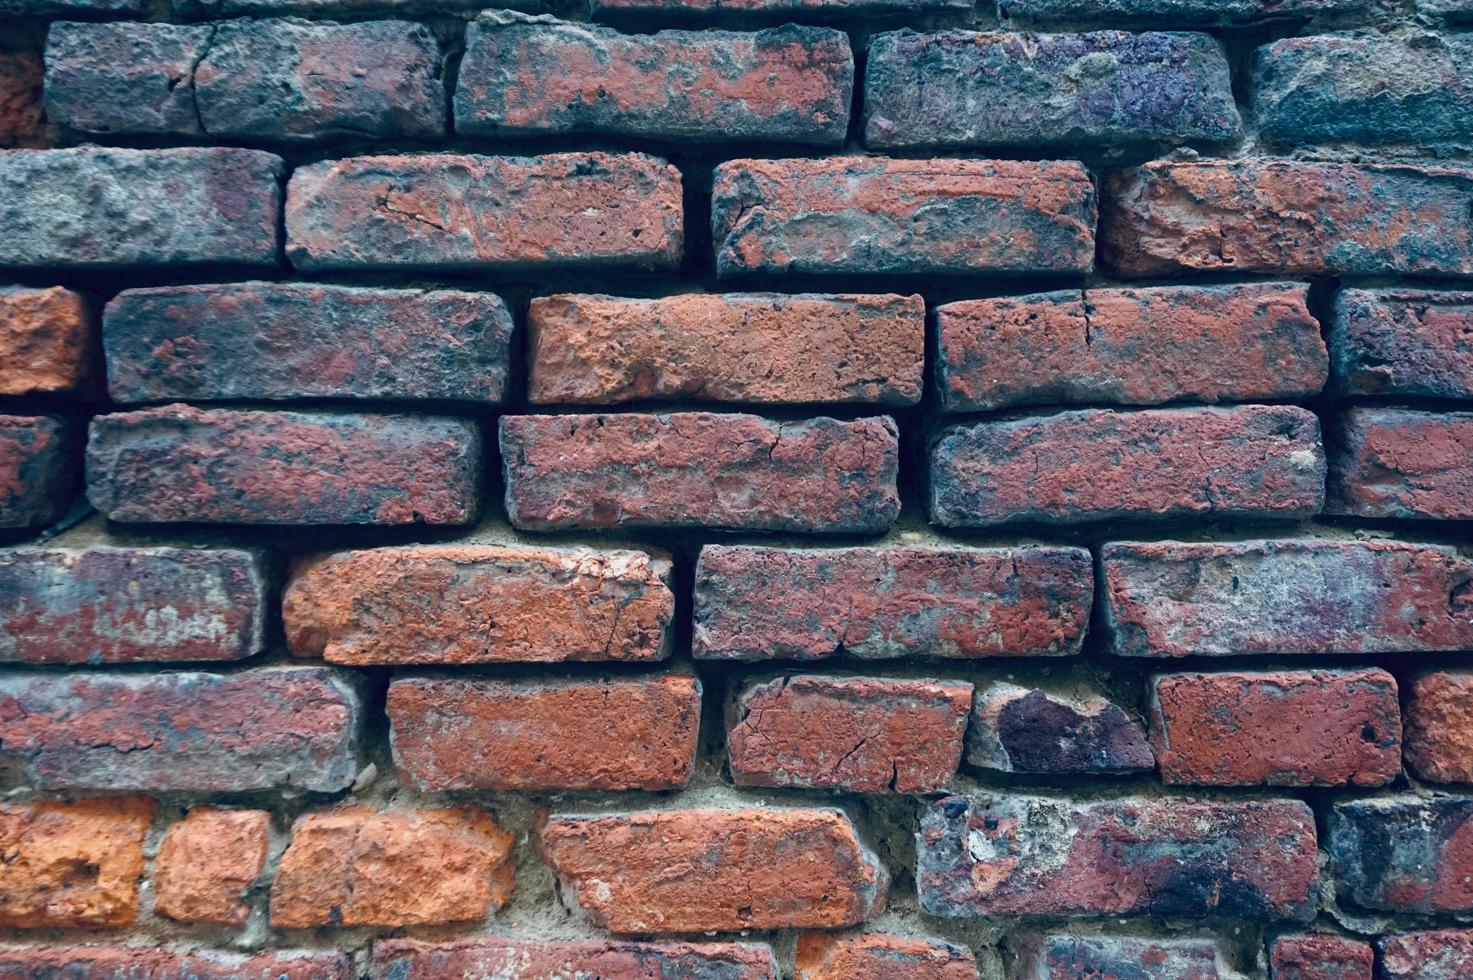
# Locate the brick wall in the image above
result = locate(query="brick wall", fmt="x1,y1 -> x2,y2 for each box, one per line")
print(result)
0,0 -> 1471,976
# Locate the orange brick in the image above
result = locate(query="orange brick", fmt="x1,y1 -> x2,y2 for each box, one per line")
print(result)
153,807 -> 270,925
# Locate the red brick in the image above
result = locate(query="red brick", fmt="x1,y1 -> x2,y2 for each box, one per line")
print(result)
528,292 -> 924,407
501,412 -> 899,533
796,932 -> 977,979
590,0 -> 967,16
1149,670 -> 1401,787
0,948 -> 349,979
1329,796 -> 1473,913
713,157 -> 1096,277
1103,160 -> 1473,277
0,287 -> 94,396
284,544 -> 673,665
1016,935 -> 1241,979
1405,672 -> 1473,783
694,544 -> 1093,661
539,807 -> 887,933
919,795 -> 1318,920
286,152 -> 682,272
43,23 -> 209,136
0,51 -> 45,148
152,807 -> 269,925
371,938 -> 779,979
936,282 -> 1326,412
1270,935 -> 1373,980
1332,289 -> 1473,400
931,405 -> 1324,528
0,797 -> 154,929
271,805 -> 514,928
1378,930 -> 1473,980
0,415 -> 75,528
0,667 -> 362,792
86,405 -> 481,526
968,683 -> 1153,774
1327,408 -> 1473,521
104,282 -> 512,404
457,18 -> 851,144
728,675 -> 970,793
1103,539 -> 1473,657
0,545 -> 266,665
388,674 -> 701,791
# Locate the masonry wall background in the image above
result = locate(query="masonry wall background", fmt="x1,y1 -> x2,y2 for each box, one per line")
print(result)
1,0 -> 1473,976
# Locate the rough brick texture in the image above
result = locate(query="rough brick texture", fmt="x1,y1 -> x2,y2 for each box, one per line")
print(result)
1406,672 -> 1473,783
0,415 -> 75,528
0,287 -> 94,396
0,545 -> 266,664
1270,935 -> 1373,980
0,667 -> 361,792
388,674 -> 701,791
712,157 -> 1096,277
501,412 -> 899,532
104,283 -> 512,404
372,938 -> 779,980
1331,289 -> 1473,400
87,405 -> 481,525
726,675 -> 972,792
1329,796 -> 1473,913
539,808 -> 887,933
693,544 -> 1093,660
0,148 -> 282,269
0,948 -> 350,979
458,17 -> 851,143
796,932 -> 977,980
284,544 -> 673,664
271,806 -> 514,928
1002,0 -> 1366,23
152,808 -> 270,926
936,282 -> 1327,411
528,292 -> 924,406
967,682 -> 1154,774
591,0 -> 966,13
918,795 -> 1318,920
1016,935 -> 1245,979
865,30 -> 1238,149
1378,931 -> 1473,980
0,51 -> 45,148
286,152 -> 682,272
1149,669 -> 1402,786
1104,539 -> 1473,657
1327,408 -> 1473,521
1103,161 -> 1473,277
931,406 -> 1325,527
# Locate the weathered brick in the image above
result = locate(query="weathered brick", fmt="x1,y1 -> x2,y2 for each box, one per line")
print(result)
1255,35 -> 1473,148
866,30 -> 1237,149
1001,0 -> 1367,25
528,292 -> 924,407
1331,289 -> 1473,400
0,147 -> 282,269
152,808 -> 269,926
539,807 -> 887,933
286,152 -> 682,272
1327,408 -> 1473,521
0,797 -> 154,929
1329,796 -> 1473,913
285,544 -> 672,664
931,405 -> 1324,528
0,0 -> 144,14
727,675 -> 972,793
1016,935 -> 1245,979
501,413 -> 899,533
181,0 -> 480,12
936,282 -> 1326,412
1421,0 -> 1473,18
0,545 -> 266,664
694,544 -> 1094,661
0,415 -> 75,528
271,806 -> 514,928
372,938 -> 779,980
591,0 -> 967,14
104,283 -> 512,405
0,667 -> 361,792
1104,539 -> 1473,657
796,932 -> 977,980
1149,669 -> 1401,786
1270,935 -> 1373,980
86,405 -> 481,526
1406,672 -> 1473,783
712,157 -> 1096,277
967,682 -> 1153,774
0,948 -> 349,980
1378,930 -> 1473,980
457,17 -> 851,144
0,51 -> 45,149
0,287 -> 94,397
918,795 -> 1318,920
44,23 -> 211,136
388,674 -> 701,791
1103,161 -> 1473,277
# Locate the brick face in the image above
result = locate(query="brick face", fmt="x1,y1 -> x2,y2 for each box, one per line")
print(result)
152,807 -> 270,925
1329,796 -> 1473,913
0,415 -> 75,528
372,939 -> 780,980
1331,289 -> 1473,399
0,287 -> 95,396
1327,408 -> 1473,521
